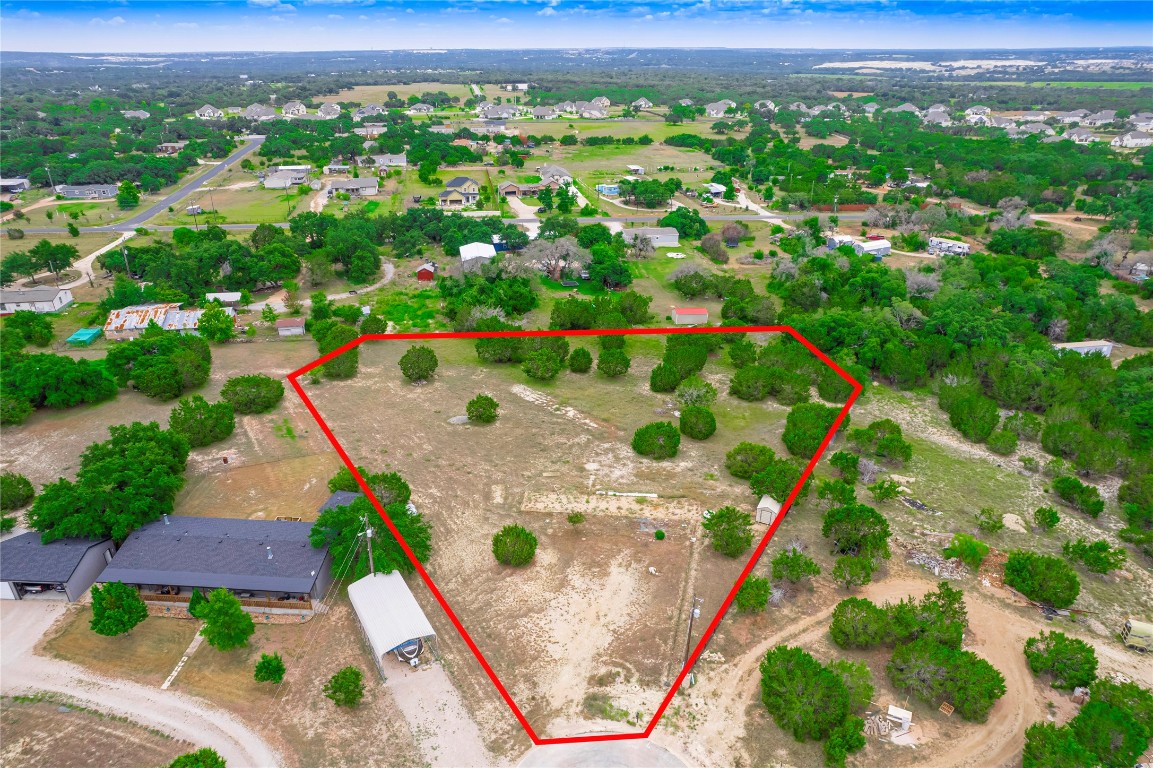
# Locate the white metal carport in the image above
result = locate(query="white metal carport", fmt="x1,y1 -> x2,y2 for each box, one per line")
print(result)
347,572 -> 438,674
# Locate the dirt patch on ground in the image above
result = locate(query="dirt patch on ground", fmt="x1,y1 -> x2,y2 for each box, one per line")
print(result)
0,697 -> 192,768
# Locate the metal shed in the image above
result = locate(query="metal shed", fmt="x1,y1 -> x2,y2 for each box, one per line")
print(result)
348,572 -> 438,674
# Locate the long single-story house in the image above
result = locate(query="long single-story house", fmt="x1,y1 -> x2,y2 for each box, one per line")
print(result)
460,242 -> 497,265
330,178 -> 380,196
854,239 -> 891,258
439,176 -> 480,207
1112,131 -> 1153,149
245,103 -> 277,121
626,227 -> 679,249
99,516 -> 333,612
672,307 -> 709,325
1053,339 -> 1113,357
103,303 -> 236,340
928,236 -> 970,256
156,141 -> 189,155
0,287 -> 73,315
205,291 -> 243,308
55,184 -> 118,199
361,153 -> 408,171
1,533 -> 115,602
348,571 -> 438,673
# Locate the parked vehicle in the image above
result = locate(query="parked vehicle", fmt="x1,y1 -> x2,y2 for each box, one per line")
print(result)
1122,619 -> 1152,653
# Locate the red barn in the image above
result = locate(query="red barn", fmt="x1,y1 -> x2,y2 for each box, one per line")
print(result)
416,263 -> 437,282
672,307 -> 709,326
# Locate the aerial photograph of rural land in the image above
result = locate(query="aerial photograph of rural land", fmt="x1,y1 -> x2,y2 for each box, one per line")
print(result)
1,1 -> 1152,767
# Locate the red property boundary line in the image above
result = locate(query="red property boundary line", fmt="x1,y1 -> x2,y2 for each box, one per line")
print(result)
287,325 -> 861,746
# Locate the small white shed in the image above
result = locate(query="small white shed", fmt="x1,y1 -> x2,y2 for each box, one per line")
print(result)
459,242 -> 497,264
348,572 -> 438,675
756,495 -> 783,526
853,239 -> 891,258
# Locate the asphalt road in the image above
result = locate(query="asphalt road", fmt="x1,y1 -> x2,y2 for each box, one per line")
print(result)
518,740 -> 690,768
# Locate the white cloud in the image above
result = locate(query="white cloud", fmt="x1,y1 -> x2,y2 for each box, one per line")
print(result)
537,6 -> 556,15
174,21 -> 199,28
90,15 -> 126,25
358,14 -> 368,19
14,8 -> 41,18
248,0 -> 296,10
327,13 -> 343,19
495,16 -> 513,23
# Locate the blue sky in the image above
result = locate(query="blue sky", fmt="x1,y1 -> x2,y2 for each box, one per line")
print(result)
1,0 -> 1150,52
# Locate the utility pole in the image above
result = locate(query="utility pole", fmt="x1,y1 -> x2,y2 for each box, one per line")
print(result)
121,247 -> 132,276
43,166 -> 56,192
682,596 -> 704,681
363,513 -> 375,576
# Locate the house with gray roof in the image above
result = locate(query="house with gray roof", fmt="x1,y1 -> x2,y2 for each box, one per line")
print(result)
532,106 -> 557,120
631,97 -> 653,110
591,96 -> 610,109
123,110 -> 151,120
705,99 -> 737,118
318,102 -> 341,119
754,100 -> 776,111
195,104 -> 224,120
1082,110 -> 1117,127
922,110 -> 952,127
1054,109 -> 1090,123
99,516 -> 333,611
1,533 -> 115,602
245,103 -> 277,121
580,108 -> 609,119
1018,122 -> 1055,136
1064,127 -> 1099,144
678,99 -> 694,107
281,101 -> 306,117
55,184 -> 118,199
885,103 -> 922,116
330,178 -> 380,196
0,287 -> 73,315
407,103 -> 434,115
353,104 -> 384,121
1113,130 -> 1153,149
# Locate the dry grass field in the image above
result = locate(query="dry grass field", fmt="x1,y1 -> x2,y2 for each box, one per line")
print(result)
318,82 -> 474,104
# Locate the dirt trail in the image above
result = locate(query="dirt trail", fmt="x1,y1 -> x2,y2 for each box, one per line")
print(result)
1,601 -> 282,767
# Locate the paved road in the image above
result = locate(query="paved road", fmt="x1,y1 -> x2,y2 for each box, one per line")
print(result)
518,740 -> 690,768
0,600 -> 282,767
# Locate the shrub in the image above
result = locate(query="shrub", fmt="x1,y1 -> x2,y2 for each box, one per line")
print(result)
568,347 -> 593,373
220,374 -> 284,414
0,393 -> 34,426
725,442 -> 776,479
986,429 -> 1019,455
735,575 -> 770,611
1023,631 -> 1098,690
199,587 -> 255,650
771,549 -> 820,583
702,505 -> 754,558
1062,538 -> 1127,574
567,512 -> 585,527
1004,550 -> 1080,608
868,479 -> 900,502
887,638 -> 1006,722
829,451 -> 860,484
830,597 -> 891,648
522,348 -> 562,381
649,362 -> 681,392
324,666 -> 364,707
943,533 -> 989,570
631,422 -> 680,459
399,345 -> 438,383
832,555 -> 876,588
596,348 -> 631,377
0,472 -> 35,511
466,394 -> 499,424
169,748 -> 227,768
1034,506 -> 1060,531
254,652 -> 287,684
168,395 -> 235,448
654,529 -> 665,540
89,581 -> 149,636
1053,476 -> 1105,518
679,406 -> 716,440
759,646 -> 858,744
782,402 -> 843,458
975,508 -> 1005,533
492,524 -> 538,566
675,375 -> 717,407
729,365 -> 775,401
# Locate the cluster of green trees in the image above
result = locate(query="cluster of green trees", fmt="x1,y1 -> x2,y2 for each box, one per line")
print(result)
1023,678 -> 1153,768
1,333 -> 117,425
1023,630 -> 1098,690
0,240 -> 80,287
1003,550 -> 1081,608
105,329 -> 212,400
29,421 -> 189,542
821,502 -> 891,587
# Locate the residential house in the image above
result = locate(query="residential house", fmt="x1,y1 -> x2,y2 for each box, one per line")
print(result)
281,101 -> 306,117
156,141 -> 189,155
323,163 -> 351,174
626,227 -> 679,249
245,103 -> 277,121
966,113 -> 992,126
702,182 -> 727,197
1064,128 -> 1098,144
482,105 -> 519,120
626,164 -> 644,175
922,110 -> 952,127
1112,131 -> 1153,149
531,106 -> 557,120
318,103 -> 341,119
595,183 -> 620,196
362,153 -> 407,171
862,103 -> 880,115
408,103 -> 434,115
1130,112 -> 1153,131
579,108 -> 608,119
275,318 -> 306,336
1019,122 -> 1055,136
353,104 -> 384,121
0,287 -> 74,315
678,99 -> 694,107
99,516 -> 333,612
474,101 -> 494,113
330,178 -> 380,196
672,307 -> 708,326
204,292 -> 243,308
928,236 -> 970,256
754,100 -> 776,111
826,234 -> 856,250
631,97 -> 653,109
590,96 -> 610,109
429,125 -> 454,134
705,99 -> 737,118
438,176 -> 481,207
353,123 -> 387,138
195,104 -> 224,120
55,184 -> 118,199
885,103 -> 922,116
988,116 -> 1017,130
927,103 -> 948,113
965,105 -> 992,116
0,178 -> 31,194
854,239 -> 891,258
416,263 -> 437,281
1053,340 -> 1113,357
538,164 -> 573,186
555,101 -> 577,113
263,169 -> 308,189
1020,110 -> 1048,121
0,533 -> 115,602
460,242 -> 497,266
1054,109 -> 1090,123
122,110 -> 151,119
1082,110 -> 1117,127
103,303 -> 235,340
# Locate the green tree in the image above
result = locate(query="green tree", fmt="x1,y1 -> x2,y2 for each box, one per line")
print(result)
1053,476 -> 1105,518
568,347 -> 592,373
725,442 -> 776,479
319,324 -> 359,379
829,597 -> 891,648
1023,723 -> 1097,768
399,345 -> 438,383
631,422 -> 680,460
492,524 -> 538,566
324,666 -> 365,708
783,402 -> 843,458
649,363 -> 682,393
4,311 -> 54,347
735,574 -> 770,611
116,180 -> 140,209
759,645 -> 853,742
197,305 -> 235,342
822,502 -> 891,562
168,748 -> 227,768
0,393 -> 33,426
310,495 -> 431,579
168,395 -> 235,448
675,375 -> 717,407
522,348 -> 562,381
679,406 -> 716,440
1062,538 -> 1127,574
466,394 -> 499,423
1023,631 -> 1098,690
702,505 -> 753,558
89,581 -> 148,636
829,451 -> 860,484
887,637 -> 1006,722
832,555 -> 876,588
771,548 -> 821,583
975,508 -> 1005,533
187,588 -> 208,619
1004,550 -> 1080,608
220,374 -> 284,414
750,458 -> 807,502
1034,506 -> 1060,531
254,652 -> 287,684
1070,699 -> 1148,768
867,479 -> 900,502
943,533 -> 990,570
828,659 -> 875,712
199,587 -> 255,651
0,472 -> 35,511
261,304 -> 278,324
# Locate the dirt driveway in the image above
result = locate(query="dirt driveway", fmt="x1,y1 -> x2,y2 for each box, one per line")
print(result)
1,601 -> 282,767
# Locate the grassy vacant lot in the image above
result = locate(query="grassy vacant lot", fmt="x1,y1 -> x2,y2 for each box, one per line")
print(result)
0,695 -> 192,768
0,231 -> 118,263
45,608 -> 200,687
301,334 -> 791,742
318,82 -> 474,104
